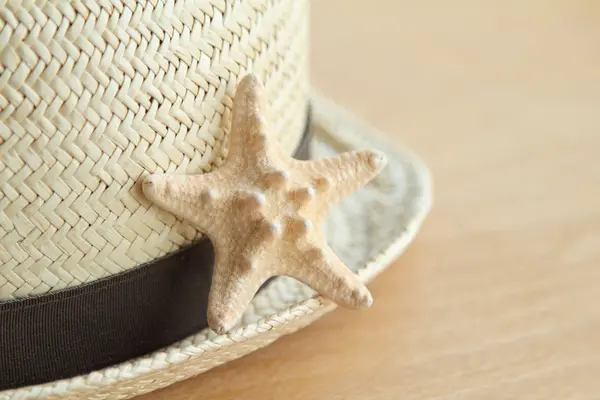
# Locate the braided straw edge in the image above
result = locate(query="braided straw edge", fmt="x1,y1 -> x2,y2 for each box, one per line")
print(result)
1,92 -> 433,400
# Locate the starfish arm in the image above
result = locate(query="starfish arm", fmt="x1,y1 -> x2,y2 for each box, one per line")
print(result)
207,246 -> 272,334
281,243 -> 373,309
142,172 -> 225,232
225,74 -> 272,169
295,149 -> 387,207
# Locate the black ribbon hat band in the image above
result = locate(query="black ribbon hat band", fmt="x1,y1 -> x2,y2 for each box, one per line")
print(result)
0,107 -> 313,390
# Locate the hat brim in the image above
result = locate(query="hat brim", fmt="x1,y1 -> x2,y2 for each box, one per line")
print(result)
4,92 -> 433,400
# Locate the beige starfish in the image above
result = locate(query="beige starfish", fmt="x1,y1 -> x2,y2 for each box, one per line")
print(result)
142,74 -> 387,334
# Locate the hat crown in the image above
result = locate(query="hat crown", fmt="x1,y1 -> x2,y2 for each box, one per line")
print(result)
0,0 -> 310,299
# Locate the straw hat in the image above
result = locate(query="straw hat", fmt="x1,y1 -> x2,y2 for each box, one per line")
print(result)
0,1 -> 431,399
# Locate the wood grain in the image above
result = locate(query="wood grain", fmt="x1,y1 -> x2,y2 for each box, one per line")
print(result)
140,0 -> 600,398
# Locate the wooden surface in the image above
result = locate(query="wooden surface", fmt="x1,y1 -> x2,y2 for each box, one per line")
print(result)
141,0 -> 600,398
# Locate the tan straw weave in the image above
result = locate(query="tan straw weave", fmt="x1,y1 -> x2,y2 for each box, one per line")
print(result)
0,0 -> 309,299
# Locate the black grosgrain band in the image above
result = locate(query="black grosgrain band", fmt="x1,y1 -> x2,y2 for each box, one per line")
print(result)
0,106 -> 313,391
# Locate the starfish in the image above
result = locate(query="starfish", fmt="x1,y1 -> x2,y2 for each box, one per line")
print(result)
142,74 -> 387,334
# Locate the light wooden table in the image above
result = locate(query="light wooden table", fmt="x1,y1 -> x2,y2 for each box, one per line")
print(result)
142,0 -> 600,398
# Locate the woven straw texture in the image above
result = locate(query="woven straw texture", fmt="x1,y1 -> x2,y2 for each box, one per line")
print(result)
0,0 -> 309,299
0,93 -> 432,400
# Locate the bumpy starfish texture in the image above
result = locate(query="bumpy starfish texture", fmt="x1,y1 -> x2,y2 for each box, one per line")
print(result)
142,74 -> 388,334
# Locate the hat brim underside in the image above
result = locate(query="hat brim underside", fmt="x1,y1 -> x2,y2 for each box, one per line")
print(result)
4,92 -> 433,400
